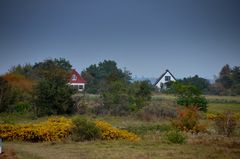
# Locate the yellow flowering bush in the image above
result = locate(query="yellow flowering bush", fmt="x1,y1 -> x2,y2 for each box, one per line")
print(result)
95,121 -> 140,141
0,117 -> 139,142
0,117 -> 73,142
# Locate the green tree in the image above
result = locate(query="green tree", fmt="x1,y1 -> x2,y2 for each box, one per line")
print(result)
82,60 -> 131,94
9,63 -> 33,79
179,75 -> 210,93
0,77 -> 17,112
33,58 -> 75,116
172,82 -> 208,112
231,66 -> 240,95
217,64 -> 233,89
132,80 -> 152,110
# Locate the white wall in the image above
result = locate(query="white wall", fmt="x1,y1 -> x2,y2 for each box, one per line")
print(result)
155,72 -> 176,89
68,83 -> 85,91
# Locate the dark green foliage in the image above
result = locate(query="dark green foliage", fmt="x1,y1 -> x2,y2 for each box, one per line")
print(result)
9,63 -> 33,79
71,116 -> 101,141
164,130 -> 186,144
33,58 -> 75,116
33,58 -> 72,81
100,80 -> 132,115
211,64 -> 240,95
34,79 -> 75,116
132,80 -> 152,109
172,82 -> 208,112
178,75 -> 210,93
99,80 -> 152,116
14,102 -> 32,114
83,60 -> 152,116
81,60 -> 131,94
0,77 -> 18,112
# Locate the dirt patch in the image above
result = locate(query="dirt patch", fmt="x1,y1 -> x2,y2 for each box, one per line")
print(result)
0,147 -> 19,159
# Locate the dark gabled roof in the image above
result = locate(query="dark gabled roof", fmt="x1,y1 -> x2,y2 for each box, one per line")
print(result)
154,69 -> 176,86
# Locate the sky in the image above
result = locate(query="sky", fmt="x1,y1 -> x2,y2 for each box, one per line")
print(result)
0,0 -> 240,80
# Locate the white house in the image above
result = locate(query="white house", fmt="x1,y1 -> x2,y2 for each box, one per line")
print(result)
154,69 -> 176,91
68,69 -> 86,91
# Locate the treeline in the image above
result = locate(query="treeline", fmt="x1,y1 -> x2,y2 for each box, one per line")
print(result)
0,58 -> 75,116
0,58 -> 153,116
0,58 -> 239,117
210,64 -> 240,95
81,60 -> 153,115
165,64 -> 240,96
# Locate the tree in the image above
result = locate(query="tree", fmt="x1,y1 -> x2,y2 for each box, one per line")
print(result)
179,75 -> 210,93
9,63 -> 33,79
132,80 -> 152,110
33,58 -> 75,116
83,60 -> 151,115
172,82 -> 208,112
217,64 -> 233,89
33,58 -> 72,80
211,64 -> 240,95
81,60 -> 131,94
0,77 -> 17,112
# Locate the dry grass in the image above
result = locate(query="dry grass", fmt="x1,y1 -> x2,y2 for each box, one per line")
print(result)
6,136 -> 240,159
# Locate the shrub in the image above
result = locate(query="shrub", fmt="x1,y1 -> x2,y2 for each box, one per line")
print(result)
172,82 -> 208,112
172,107 -> 207,133
163,130 -> 186,144
137,101 -> 177,121
14,102 -> 31,114
71,116 -> 101,141
95,120 -> 140,141
207,112 -> 238,137
0,117 -> 73,142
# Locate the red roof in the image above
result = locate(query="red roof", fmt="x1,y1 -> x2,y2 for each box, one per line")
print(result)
68,69 -> 86,84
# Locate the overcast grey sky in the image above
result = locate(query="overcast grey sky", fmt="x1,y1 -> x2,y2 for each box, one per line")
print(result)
0,0 -> 240,79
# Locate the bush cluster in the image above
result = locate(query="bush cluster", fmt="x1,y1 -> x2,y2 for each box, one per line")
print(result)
163,130 -> 186,144
0,117 -> 73,142
172,107 -> 207,133
0,117 -> 139,142
95,121 -> 140,141
71,116 -> 101,141
207,112 -> 239,137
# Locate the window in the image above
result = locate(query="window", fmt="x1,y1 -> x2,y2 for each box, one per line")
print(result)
72,74 -> 77,81
78,85 -> 83,90
165,76 -> 171,81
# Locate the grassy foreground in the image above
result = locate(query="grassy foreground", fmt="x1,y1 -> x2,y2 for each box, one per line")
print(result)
1,95 -> 240,159
6,137 -> 240,159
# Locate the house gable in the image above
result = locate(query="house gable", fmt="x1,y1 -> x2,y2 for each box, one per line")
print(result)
154,70 -> 176,89
68,69 -> 86,84
68,69 -> 86,91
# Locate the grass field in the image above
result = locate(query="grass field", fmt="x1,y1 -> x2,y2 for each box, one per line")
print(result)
1,94 -> 240,159
5,138 -> 240,159
208,103 -> 240,113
